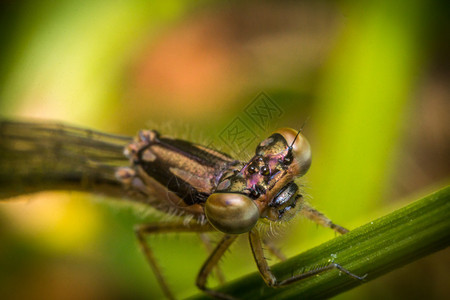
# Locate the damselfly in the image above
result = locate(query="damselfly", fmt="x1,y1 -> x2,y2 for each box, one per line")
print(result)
0,120 -> 365,299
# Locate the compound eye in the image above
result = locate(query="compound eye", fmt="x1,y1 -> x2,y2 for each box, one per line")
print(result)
205,193 -> 259,234
274,128 -> 312,176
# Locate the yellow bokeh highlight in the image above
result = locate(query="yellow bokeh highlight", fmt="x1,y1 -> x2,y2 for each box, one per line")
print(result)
3,192 -> 100,254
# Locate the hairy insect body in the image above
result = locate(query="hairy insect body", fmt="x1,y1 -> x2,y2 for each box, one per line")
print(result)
118,129 -> 309,224
116,127 -> 363,300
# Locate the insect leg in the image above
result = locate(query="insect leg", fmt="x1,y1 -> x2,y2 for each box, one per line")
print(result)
300,203 -> 349,234
198,233 -> 226,284
262,238 -> 287,261
135,222 -> 213,300
196,234 -> 238,300
249,229 -> 365,288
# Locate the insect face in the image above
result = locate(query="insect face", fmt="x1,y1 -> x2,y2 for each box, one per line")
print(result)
205,128 -> 311,233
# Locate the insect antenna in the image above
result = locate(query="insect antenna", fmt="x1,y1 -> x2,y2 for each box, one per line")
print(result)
289,117 -> 310,149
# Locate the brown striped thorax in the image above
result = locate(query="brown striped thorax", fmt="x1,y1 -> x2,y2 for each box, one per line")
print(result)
117,127 -> 311,234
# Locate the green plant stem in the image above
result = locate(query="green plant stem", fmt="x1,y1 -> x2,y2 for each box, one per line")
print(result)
190,186 -> 450,300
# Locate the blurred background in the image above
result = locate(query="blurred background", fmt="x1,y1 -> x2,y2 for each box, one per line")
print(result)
0,0 -> 448,299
